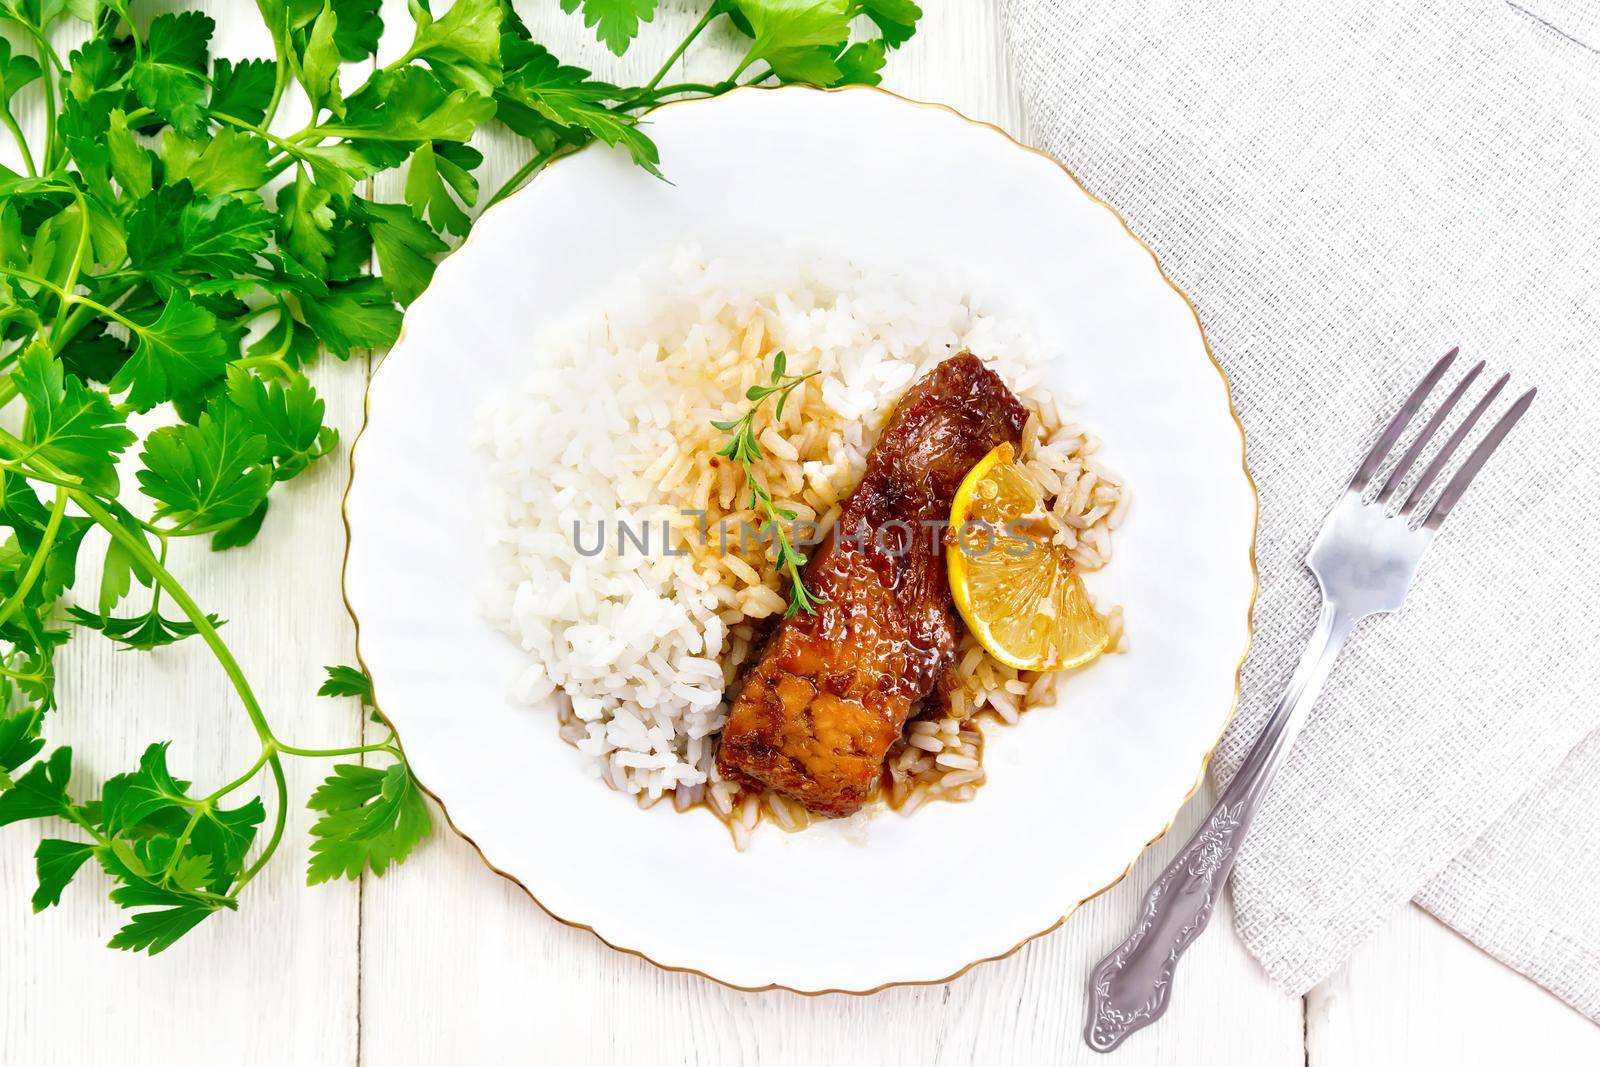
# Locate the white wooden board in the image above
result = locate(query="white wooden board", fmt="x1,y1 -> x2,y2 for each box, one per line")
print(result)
0,3 -> 1593,1065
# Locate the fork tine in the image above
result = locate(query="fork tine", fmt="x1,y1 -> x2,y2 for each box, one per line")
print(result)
1349,347 -> 1457,492
1375,360 -> 1484,504
1420,387 -> 1536,530
1399,373 -> 1508,516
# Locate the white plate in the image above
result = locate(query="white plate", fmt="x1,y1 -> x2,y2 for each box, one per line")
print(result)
343,87 -> 1256,993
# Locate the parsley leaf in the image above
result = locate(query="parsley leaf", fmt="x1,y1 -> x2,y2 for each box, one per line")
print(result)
320,67 -> 495,142
162,127 -> 274,196
298,276 -> 402,358
12,343 -> 134,493
136,405 -> 271,528
0,37 -> 41,104
106,109 -> 154,198
318,664 -> 373,702
67,605 -> 225,650
402,141 -> 479,238
858,0 -> 922,48
330,0 -> 384,61
406,0 -> 503,94
108,291 -> 232,411
129,10 -> 215,134
360,199 -> 447,307
501,45 -> 659,174
276,166 -> 337,276
298,2 -> 344,119
223,365 -> 337,481
0,746 -> 73,827
209,498 -> 270,551
32,838 -> 95,911
208,57 -> 276,126
101,742 -> 190,833
306,763 -> 431,884
737,0 -> 851,55
559,0 -> 656,57
834,39 -> 886,85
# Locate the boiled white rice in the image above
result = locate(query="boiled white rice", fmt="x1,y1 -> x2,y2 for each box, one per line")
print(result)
477,248 -> 1125,843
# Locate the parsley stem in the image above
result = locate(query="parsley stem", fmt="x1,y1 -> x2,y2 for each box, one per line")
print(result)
727,51 -> 758,83
160,804 -> 210,885
484,146 -> 567,209
0,273 -> 142,362
273,739 -> 399,759
618,82 -> 729,112
0,458 -> 77,491
264,49 -> 290,127
54,281 -> 138,352
50,472 -> 296,895
0,104 -> 34,177
0,486 -> 65,630
233,757 -> 287,892
234,353 -> 294,378
74,489 -> 277,746
51,191 -> 93,343
212,112 -> 315,160
29,32 -> 57,170
641,4 -> 720,95
0,265 -> 68,298
0,437 -> 284,767
205,759 -> 270,809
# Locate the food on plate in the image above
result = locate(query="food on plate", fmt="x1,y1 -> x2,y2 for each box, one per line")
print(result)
479,252 -> 1127,846
948,443 -> 1112,672
715,354 -> 1028,817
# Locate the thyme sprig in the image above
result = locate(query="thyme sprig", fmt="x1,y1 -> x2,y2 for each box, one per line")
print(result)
711,351 -> 824,617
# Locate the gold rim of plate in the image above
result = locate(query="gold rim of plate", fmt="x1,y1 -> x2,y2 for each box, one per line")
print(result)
337,83 -> 1261,996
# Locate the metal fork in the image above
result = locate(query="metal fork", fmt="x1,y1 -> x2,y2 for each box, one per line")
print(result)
1083,348 -> 1535,1053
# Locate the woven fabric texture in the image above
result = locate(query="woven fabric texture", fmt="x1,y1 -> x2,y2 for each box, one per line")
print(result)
1000,0 -> 1600,1017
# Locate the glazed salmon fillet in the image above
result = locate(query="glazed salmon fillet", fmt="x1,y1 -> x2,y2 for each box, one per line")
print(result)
714,352 -> 1027,816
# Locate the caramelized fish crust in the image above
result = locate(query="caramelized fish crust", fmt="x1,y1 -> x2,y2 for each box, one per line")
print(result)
714,353 -> 1027,816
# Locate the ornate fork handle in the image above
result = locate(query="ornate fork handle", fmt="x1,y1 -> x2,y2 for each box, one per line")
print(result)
1084,598 -> 1354,1053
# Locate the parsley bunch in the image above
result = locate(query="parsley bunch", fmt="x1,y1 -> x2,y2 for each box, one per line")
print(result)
0,0 -> 920,954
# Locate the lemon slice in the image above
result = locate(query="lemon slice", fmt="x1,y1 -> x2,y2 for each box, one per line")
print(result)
948,443 -> 1110,672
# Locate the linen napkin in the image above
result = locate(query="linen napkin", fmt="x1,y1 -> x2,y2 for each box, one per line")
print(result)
999,0 -> 1600,1019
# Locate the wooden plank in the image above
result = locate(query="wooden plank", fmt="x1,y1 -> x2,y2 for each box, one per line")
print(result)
0,7 -> 363,1066
1307,904 -> 1600,1066
355,4 -> 1302,1065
